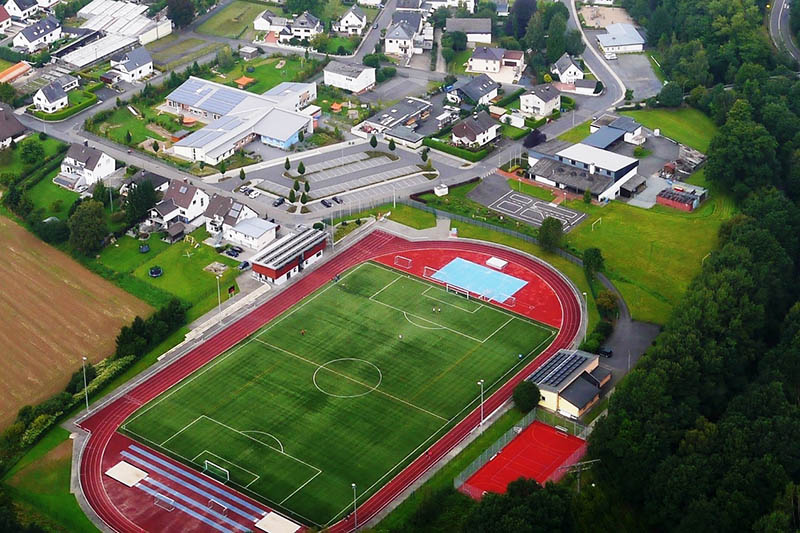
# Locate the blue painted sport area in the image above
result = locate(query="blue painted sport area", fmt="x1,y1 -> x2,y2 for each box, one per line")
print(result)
431,257 -> 527,301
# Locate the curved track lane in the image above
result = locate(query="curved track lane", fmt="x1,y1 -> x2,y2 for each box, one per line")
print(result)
77,232 -> 582,532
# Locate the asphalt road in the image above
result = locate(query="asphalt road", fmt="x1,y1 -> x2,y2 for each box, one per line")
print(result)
770,0 -> 800,66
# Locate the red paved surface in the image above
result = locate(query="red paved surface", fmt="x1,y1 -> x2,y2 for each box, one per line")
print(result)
373,249 -> 562,328
461,421 -> 587,499
77,232 -> 582,532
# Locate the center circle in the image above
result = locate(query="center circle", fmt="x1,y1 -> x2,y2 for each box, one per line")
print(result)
313,358 -> 383,399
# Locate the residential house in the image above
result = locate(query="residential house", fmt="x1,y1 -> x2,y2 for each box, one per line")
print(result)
355,96 -> 431,136
33,82 -> 67,113
446,73 -> 499,107
0,104 -> 25,149
467,46 -> 525,83
55,74 -> 78,92
54,143 -> 116,191
203,193 -> 258,238
445,18 -> 492,44
167,77 -> 314,164
148,180 -> 209,228
395,0 -> 422,10
551,53 -> 583,84
254,9 -> 289,37
585,114 -> 645,148
334,5 -> 367,35
596,23 -> 645,54
391,11 -> 422,33
0,6 -> 11,33
3,0 -> 37,20
520,84 -> 560,118
496,0 -> 508,16
324,61 -> 376,94
36,0 -> 58,9
384,21 -> 416,57
357,0 -> 380,6
451,111 -> 500,148
120,170 -> 170,197
108,47 -> 153,82
286,11 -> 322,42
13,16 -> 61,52
226,217 -> 277,250
427,0 -> 475,14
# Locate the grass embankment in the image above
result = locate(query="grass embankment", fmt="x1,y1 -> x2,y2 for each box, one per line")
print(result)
564,169 -> 735,324
197,1 -> 267,39
620,107 -> 717,152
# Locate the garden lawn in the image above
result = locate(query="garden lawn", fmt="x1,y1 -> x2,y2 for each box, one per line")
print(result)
324,36 -> 358,54
99,107 -> 166,145
501,123 -> 529,140
0,138 -> 65,178
67,90 -> 93,107
99,234 -> 171,273
506,179 -> 555,202
198,1 -> 268,39
132,228 -> 240,321
210,56 -> 306,94
557,120 -> 591,143
620,107 -> 717,152
150,38 -> 205,63
447,49 -> 472,74
564,171 -> 736,324
0,58 -> 14,71
26,168 -> 79,220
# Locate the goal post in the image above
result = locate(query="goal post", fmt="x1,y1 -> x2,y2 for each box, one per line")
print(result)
591,218 -> 601,231
393,255 -> 412,269
446,284 -> 470,299
423,266 -> 438,279
203,460 -> 230,483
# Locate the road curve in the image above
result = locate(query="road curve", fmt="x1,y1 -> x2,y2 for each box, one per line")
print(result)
77,231 -> 582,532
770,0 -> 800,66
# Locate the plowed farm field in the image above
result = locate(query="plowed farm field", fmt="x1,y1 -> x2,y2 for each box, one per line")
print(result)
0,217 -> 151,426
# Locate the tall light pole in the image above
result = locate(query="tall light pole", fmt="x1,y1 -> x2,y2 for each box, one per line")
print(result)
216,274 -> 222,324
82,357 -> 90,412
351,483 -> 357,531
477,379 -> 485,425
582,292 -> 588,343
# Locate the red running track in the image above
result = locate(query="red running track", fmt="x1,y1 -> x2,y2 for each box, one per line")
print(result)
77,232 -> 582,532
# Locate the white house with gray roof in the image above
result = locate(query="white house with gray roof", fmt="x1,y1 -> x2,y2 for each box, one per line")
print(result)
33,82 -> 67,113
551,53 -> 583,84
13,15 -> 60,52
596,23 -> 645,54
334,4 -> 367,35
165,77 -> 314,164
445,18 -> 491,44
226,217 -> 277,250
4,0 -> 37,20
446,73 -> 499,106
55,143 -> 115,190
148,180 -> 209,228
109,47 -> 153,82
520,83 -> 561,119
385,21 -> 417,57
324,61 -> 375,94
204,193 -> 258,238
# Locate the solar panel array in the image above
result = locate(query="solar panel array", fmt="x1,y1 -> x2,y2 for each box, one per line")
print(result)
528,350 -> 586,387
166,79 -> 248,116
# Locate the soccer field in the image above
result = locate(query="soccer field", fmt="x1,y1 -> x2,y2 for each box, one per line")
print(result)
121,261 -> 556,526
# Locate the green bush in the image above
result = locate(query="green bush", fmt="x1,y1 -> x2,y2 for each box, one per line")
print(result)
21,414 -> 56,446
525,117 -> 547,129
423,137 -> 489,162
496,87 -> 526,107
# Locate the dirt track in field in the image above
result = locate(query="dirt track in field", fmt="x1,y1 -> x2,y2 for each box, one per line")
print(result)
0,216 -> 152,428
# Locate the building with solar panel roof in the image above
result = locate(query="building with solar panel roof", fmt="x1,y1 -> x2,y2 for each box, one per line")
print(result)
164,77 -> 316,165
526,349 -> 611,418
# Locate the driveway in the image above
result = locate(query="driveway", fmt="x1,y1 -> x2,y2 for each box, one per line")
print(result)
584,29 -> 662,100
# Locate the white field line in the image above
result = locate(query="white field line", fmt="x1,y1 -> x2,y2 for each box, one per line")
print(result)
255,339 -> 447,422
280,470 -> 322,504
368,296 -> 485,343
369,274 -> 403,299
193,449 -> 261,488
403,312 -> 444,330
161,416 -> 203,446
123,263 -> 370,429
241,430 -> 284,452
481,317 -> 514,344
420,286 -> 483,313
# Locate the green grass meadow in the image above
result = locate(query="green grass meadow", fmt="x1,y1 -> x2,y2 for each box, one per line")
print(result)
620,107 -> 717,152
506,178 -> 556,202
0,138 -> 65,178
557,120 -> 591,143
122,262 -> 555,526
210,56 -> 306,94
198,1 -> 269,39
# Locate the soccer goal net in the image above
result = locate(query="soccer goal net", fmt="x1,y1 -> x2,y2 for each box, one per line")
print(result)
203,460 -> 230,483
446,284 -> 470,299
394,255 -> 412,269
423,266 -> 438,279
208,499 -> 229,516
154,495 -> 176,512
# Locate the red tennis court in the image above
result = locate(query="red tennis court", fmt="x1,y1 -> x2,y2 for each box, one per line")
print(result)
460,421 -> 587,499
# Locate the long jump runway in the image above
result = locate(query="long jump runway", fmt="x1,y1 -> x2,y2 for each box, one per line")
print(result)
489,191 -> 587,231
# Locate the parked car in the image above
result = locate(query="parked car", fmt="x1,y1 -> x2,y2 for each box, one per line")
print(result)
332,196 -> 343,204
321,199 -> 333,208
231,246 -> 244,254
249,190 -> 261,199
604,52 -> 618,60
598,347 -> 613,358
225,249 -> 239,258
272,197 -> 285,207
238,260 -> 251,271
373,23 -> 378,29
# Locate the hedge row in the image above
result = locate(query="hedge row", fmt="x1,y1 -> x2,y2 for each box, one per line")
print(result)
504,125 -> 531,140
423,137 -> 489,162
33,91 -> 97,121
496,87 -> 526,108
525,117 -> 547,129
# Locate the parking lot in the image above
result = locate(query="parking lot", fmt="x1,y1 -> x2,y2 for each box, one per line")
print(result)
307,174 -> 433,213
585,30 -> 663,100
469,174 -> 586,232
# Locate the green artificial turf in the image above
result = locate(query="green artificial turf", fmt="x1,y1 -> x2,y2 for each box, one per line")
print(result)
620,107 -> 717,152
122,262 -> 555,526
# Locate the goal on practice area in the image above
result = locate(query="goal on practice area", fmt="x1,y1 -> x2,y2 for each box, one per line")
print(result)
154,495 -> 176,512
423,266 -> 438,279
203,460 -> 230,483
394,255 -> 412,269
446,284 -> 470,299
208,499 -> 229,516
